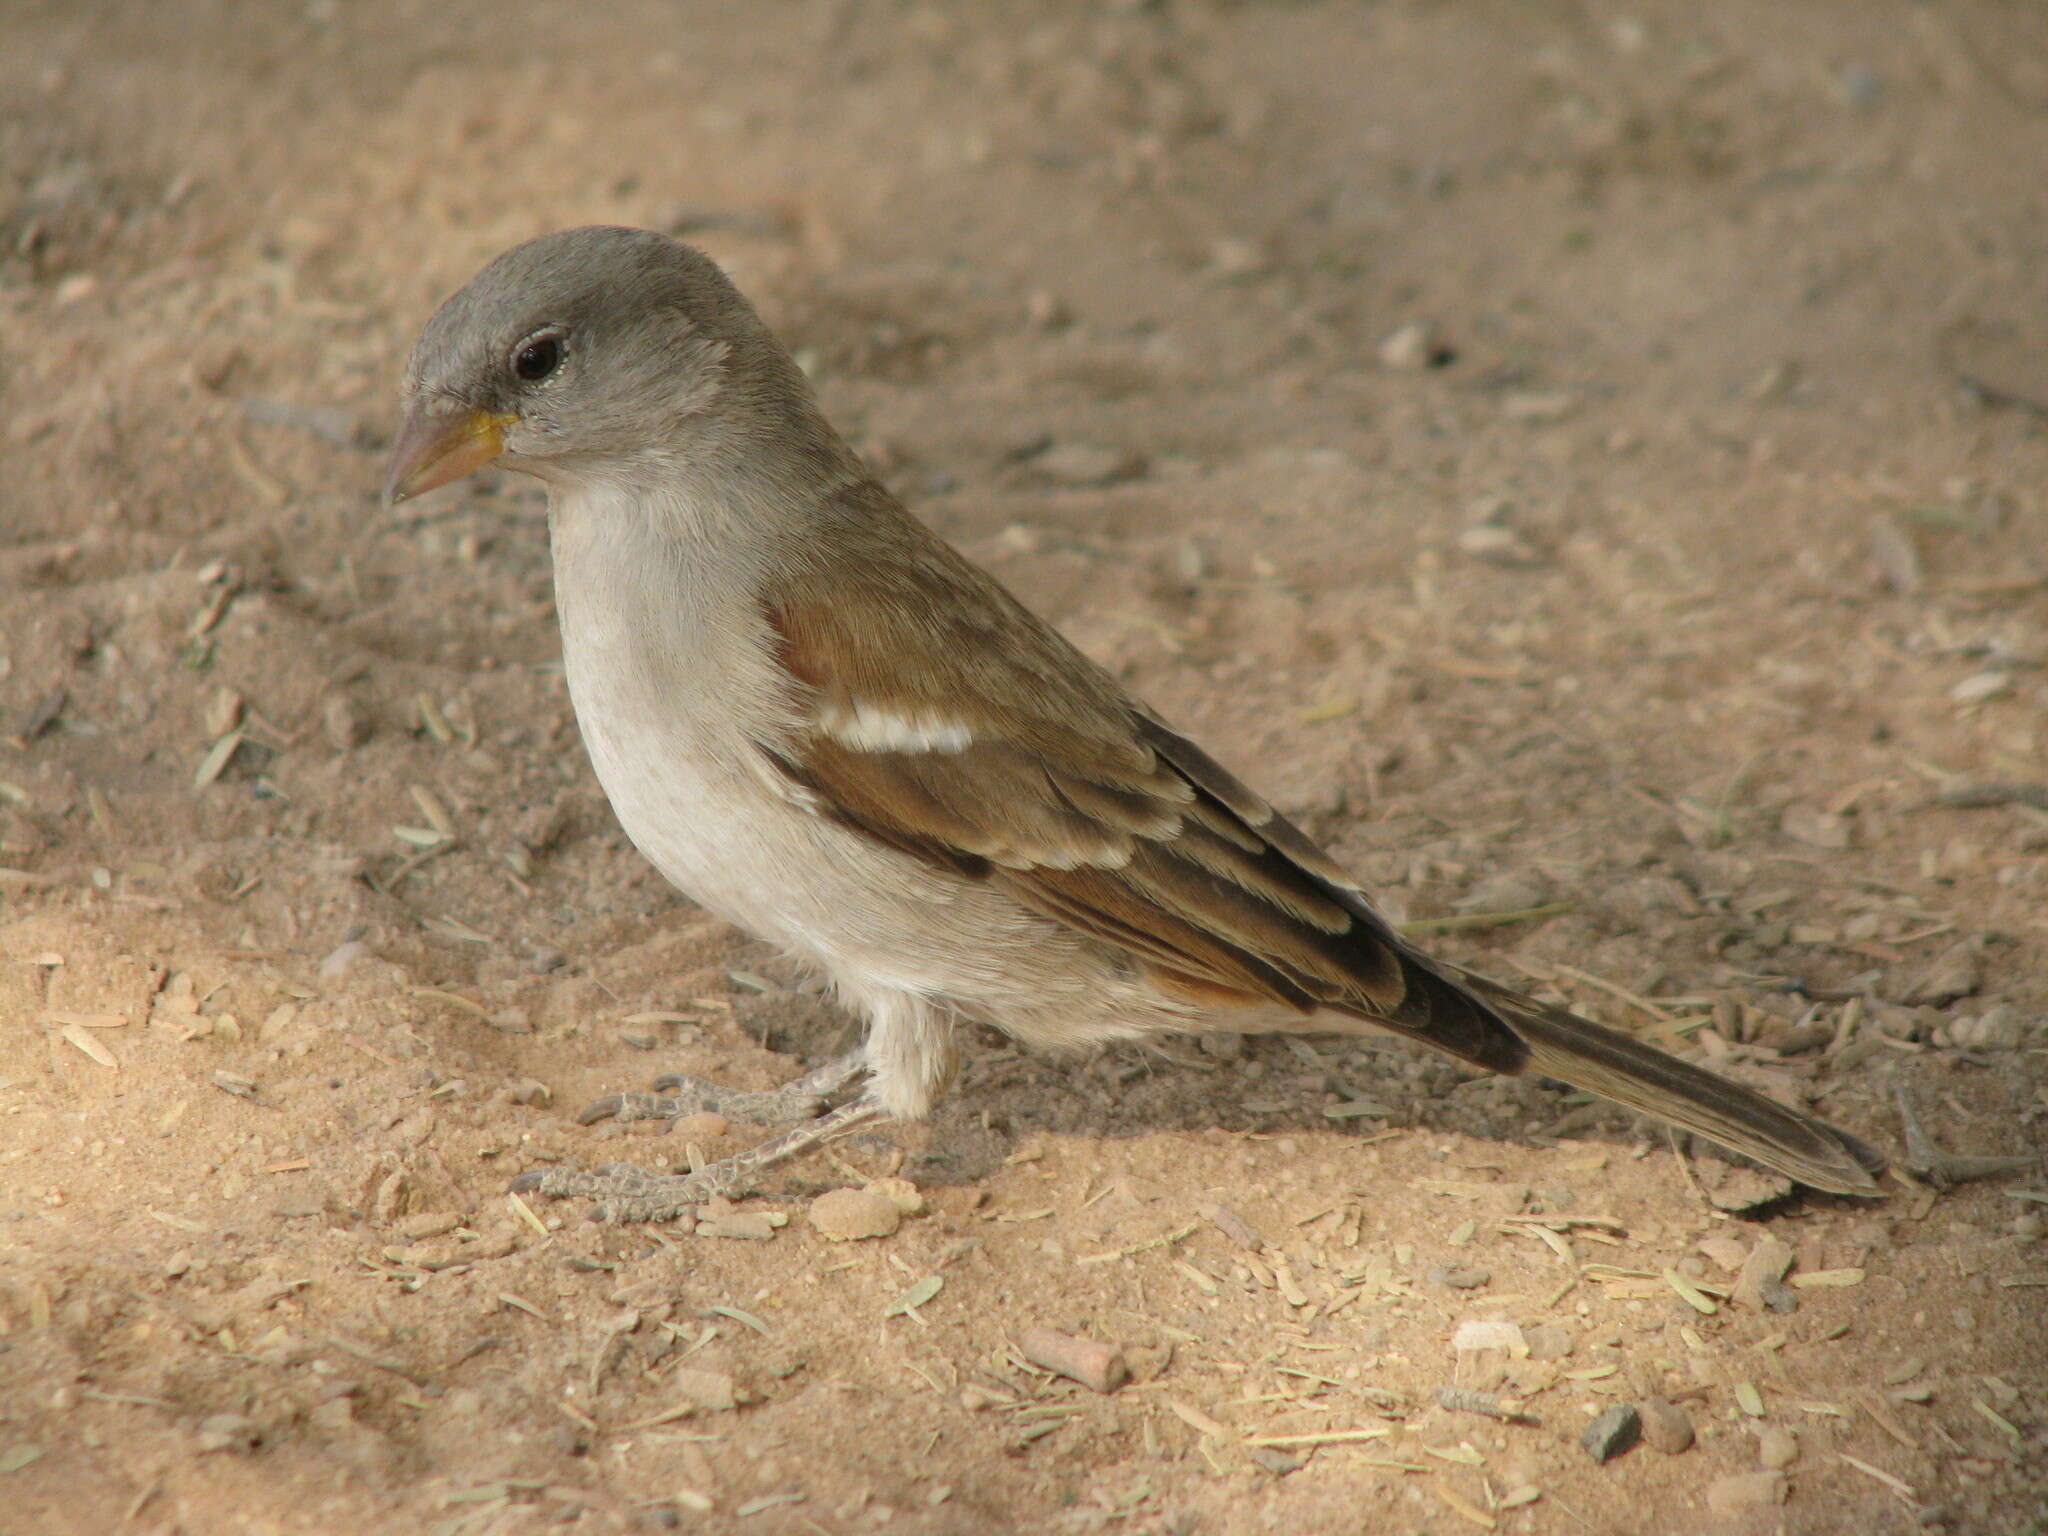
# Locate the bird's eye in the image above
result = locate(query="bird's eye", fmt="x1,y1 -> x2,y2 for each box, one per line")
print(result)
510,331 -> 564,383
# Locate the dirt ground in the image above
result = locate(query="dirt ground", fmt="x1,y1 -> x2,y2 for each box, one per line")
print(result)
3,2 -> 2046,1532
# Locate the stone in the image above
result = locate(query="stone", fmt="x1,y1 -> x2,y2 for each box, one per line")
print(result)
671,1368 -> 736,1412
1697,1236 -> 1748,1273
1706,1471 -> 1786,1516
1639,1396 -> 1695,1454
1756,1427 -> 1799,1468
808,1187 -> 902,1241
1731,1236 -> 1798,1313
1428,1264 -> 1492,1290
1581,1404 -> 1640,1464
1377,321 -> 1441,371
1018,1327 -> 1128,1394
322,694 -> 370,749
1456,523 -> 1543,567
1908,938 -> 1983,1006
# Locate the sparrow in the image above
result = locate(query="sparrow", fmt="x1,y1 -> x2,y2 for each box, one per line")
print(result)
385,226 -> 1884,1222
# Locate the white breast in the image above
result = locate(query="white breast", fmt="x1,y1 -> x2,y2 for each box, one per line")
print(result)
552,484 -> 817,939
547,481 -> 992,982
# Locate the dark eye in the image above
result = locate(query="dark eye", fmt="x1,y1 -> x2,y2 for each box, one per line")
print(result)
511,331 -> 564,383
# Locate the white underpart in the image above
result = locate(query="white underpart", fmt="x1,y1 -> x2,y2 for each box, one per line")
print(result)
820,699 -> 973,754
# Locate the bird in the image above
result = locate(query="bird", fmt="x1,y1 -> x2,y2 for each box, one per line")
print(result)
384,226 -> 1884,1222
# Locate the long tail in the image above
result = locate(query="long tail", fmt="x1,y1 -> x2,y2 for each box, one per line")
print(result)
1368,958 -> 1885,1195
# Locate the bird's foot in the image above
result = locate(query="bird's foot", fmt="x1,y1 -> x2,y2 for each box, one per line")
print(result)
574,1048 -> 869,1129
1892,1081 -> 2039,1188
514,1081 -> 884,1224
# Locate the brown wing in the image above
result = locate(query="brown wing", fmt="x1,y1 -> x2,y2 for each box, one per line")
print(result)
757,485 -> 1529,1077
751,483 -> 1885,1195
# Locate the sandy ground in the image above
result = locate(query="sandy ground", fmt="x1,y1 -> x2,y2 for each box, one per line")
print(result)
3,2 -> 2046,1532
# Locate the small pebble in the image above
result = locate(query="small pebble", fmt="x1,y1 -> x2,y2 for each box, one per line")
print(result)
1732,1236 -> 1798,1313
1756,1427 -> 1799,1469
204,686 -> 244,738
1428,1264 -> 1492,1290
1248,1447 -> 1301,1476
1868,518 -> 1923,593
1500,389 -> 1576,423
809,1187 -> 902,1241
1948,670 -> 2012,705
1706,1471 -> 1786,1516
1456,523 -> 1542,567
1018,1327 -> 1128,1394
1951,1005 -> 2024,1050
1908,938 -> 1983,1006
1639,1396 -> 1695,1454
322,694 -> 370,749
1377,321 -> 1443,371
1208,237 -> 1267,279
1451,1319 -> 1525,1353
1881,1358 -> 1925,1386
195,1413 -> 262,1455
1697,1237 -> 1747,1273
1780,804 -> 1852,850
697,1211 -> 777,1240
670,1367 -> 736,1412
1581,1404 -> 1640,1464
318,939 -> 369,980
397,1211 -> 461,1240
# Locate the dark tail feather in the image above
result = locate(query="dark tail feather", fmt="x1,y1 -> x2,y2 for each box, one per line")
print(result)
1362,954 -> 1886,1195
1445,969 -> 1884,1195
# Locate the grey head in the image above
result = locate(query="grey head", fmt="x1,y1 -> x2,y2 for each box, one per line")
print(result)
385,226 -> 820,503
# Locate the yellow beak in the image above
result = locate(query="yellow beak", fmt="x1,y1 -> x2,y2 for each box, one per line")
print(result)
383,405 -> 515,505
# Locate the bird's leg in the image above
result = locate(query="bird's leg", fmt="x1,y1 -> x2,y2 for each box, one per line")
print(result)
512,1095 -> 887,1224
576,1048 -> 870,1129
